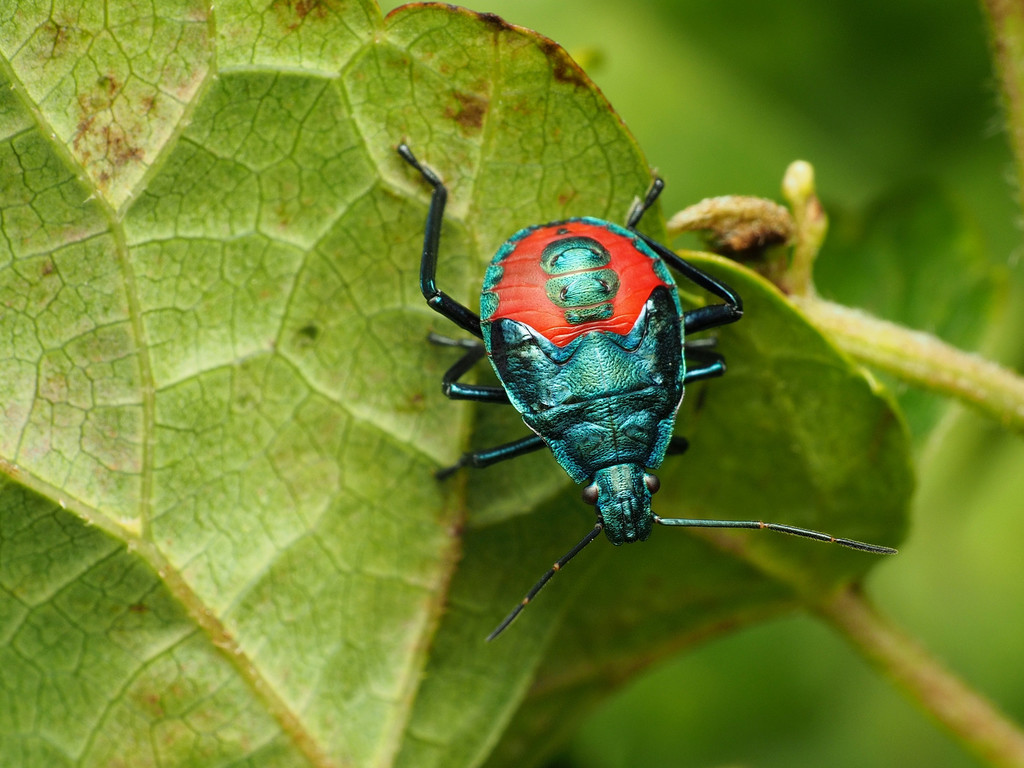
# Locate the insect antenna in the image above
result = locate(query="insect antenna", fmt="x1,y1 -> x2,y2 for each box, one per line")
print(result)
487,522 -> 605,641
653,515 -> 896,554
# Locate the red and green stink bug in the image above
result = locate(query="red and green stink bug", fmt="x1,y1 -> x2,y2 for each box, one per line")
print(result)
397,144 -> 896,640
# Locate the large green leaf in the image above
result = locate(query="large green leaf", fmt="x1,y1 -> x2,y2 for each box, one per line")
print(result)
0,3 -> 910,767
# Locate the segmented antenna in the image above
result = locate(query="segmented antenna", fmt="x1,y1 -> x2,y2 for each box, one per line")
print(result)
486,515 -> 895,641
487,523 -> 604,641
654,515 -> 897,554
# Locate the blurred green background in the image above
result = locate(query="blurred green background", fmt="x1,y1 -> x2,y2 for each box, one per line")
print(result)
382,1 -> 1024,766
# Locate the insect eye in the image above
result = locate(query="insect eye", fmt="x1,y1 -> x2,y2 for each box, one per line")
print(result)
644,474 -> 661,494
581,483 -> 599,505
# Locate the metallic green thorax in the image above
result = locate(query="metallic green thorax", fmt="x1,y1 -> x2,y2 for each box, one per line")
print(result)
480,222 -> 686,546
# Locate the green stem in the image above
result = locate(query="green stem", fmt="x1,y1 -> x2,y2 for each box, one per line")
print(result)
792,296 -> 1024,433
819,586 -> 1024,768
981,0 -> 1024,216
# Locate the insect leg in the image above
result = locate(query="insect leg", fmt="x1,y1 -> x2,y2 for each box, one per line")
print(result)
683,348 -> 726,384
624,172 -> 744,333
634,232 -> 744,334
626,176 -> 665,229
397,144 -> 483,338
436,434 -> 547,480
429,333 -> 510,404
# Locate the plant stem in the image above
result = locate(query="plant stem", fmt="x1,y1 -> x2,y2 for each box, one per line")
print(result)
818,586 -> 1024,768
981,0 -> 1024,216
780,160 -> 827,296
792,296 -> 1024,433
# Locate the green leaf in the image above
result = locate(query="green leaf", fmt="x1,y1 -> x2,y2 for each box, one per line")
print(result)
0,3 -> 911,767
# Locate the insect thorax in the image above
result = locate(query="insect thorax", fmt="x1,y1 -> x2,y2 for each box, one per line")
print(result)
485,285 -> 685,483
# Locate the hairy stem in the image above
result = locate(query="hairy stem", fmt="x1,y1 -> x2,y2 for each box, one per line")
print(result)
792,296 -> 1024,433
819,586 -> 1024,768
981,0 -> 1024,215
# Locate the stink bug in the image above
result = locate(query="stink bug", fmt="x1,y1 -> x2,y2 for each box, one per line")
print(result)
397,143 -> 896,640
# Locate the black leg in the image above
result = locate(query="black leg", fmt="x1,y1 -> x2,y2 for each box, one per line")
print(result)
431,332 -> 542,475
397,144 -> 483,339
683,348 -> 726,384
626,177 -> 665,229
429,333 -> 510,404
623,174 -> 743,335
436,434 -> 548,479
640,234 -> 743,334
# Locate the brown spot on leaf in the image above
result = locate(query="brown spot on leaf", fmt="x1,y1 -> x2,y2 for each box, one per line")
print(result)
446,90 -> 489,132
97,73 -> 120,96
477,11 -> 512,32
538,39 -> 589,89
72,106 -> 145,189
41,19 -> 73,59
272,0 -> 332,29
73,115 -> 95,149
105,123 -> 145,167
